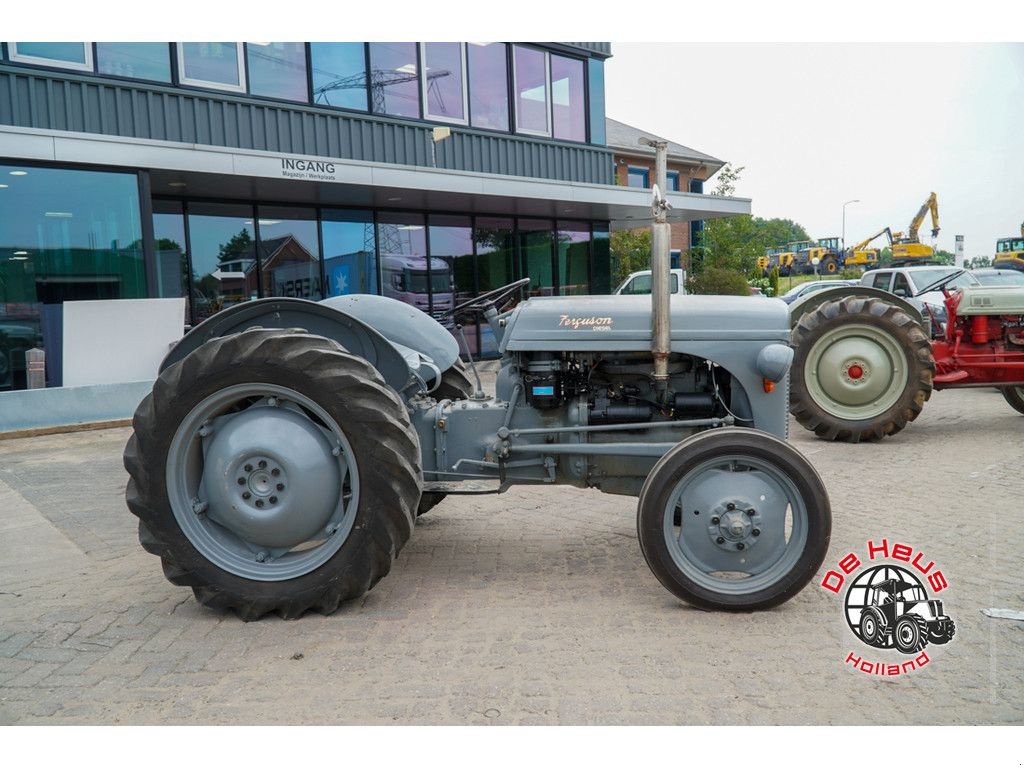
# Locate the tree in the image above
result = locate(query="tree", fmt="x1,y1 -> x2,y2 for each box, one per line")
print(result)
933,249 -> 955,266
693,164 -> 813,278
610,229 -> 652,287
218,229 -> 255,266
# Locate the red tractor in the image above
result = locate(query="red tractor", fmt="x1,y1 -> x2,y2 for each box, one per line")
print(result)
787,270 -> 1024,441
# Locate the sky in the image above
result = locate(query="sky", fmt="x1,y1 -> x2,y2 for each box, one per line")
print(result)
605,43 -> 1024,259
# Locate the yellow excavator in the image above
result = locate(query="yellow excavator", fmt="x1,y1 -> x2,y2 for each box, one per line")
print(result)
891,192 -> 940,264
993,222 -> 1024,271
845,227 -> 892,269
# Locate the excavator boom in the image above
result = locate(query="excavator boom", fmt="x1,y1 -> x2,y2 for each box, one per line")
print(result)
907,192 -> 940,242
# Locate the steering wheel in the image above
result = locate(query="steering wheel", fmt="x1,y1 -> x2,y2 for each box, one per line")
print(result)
451,277 -> 532,316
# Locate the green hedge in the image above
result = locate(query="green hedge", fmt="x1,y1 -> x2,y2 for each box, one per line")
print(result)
688,268 -> 752,296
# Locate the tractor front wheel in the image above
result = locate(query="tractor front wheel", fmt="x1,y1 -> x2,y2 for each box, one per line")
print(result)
928,620 -> 956,645
124,328 -> 422,620
637,428 -> 831,611
893,615 -> 929,654
1001,386 -> 1024,416
791,296 -> 935,442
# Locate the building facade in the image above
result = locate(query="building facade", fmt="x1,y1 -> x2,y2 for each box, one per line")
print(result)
607,117 -> 725,268
0,42 -> 748,390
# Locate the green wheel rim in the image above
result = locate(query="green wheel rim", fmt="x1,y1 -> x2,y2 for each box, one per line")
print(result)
804,323 -> 909,420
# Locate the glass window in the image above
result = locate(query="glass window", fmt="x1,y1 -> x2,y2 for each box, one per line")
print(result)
627,166 -> 649,188
519,219 -> 554,297
666,171 -> 680,192
871,272 -> 891,291
186,203 -> 256,323
247,42 -> 308,102
256,207 -> 322,300
177,43 -> 245,93
152,200 -> 188,317
0,164 -> 144,389
468,43 -> 509,131
8,43 -> 92,72
322,209 -> 377,296
378,212 -> 429,312
422,43 -> 466,124
310,43 -> 367,110
368,43 -> 420,118
591,223 -> 611,294
513,46 -> 549,136
551,55 -> 585,142
587,58 -> 606,145
96,43 -> 170,82
557,221 -> 590,295
428,215 -> 471,351
474,217 -> 515,356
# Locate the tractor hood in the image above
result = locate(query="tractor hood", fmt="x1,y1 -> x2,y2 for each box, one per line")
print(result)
501,294 -> 790,352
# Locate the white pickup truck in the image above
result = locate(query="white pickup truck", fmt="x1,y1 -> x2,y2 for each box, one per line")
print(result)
613,269 -> 687,296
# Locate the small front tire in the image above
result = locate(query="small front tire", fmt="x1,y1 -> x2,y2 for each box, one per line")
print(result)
1001,386 -> 1024,416
637,428 -> 831,611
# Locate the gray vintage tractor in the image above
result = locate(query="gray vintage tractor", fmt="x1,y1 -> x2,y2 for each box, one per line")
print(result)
123,278 -> 833,620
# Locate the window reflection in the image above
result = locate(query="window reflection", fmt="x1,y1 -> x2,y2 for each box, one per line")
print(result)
468,43 -> 509,131
256,208 -> 322,300
473,217 -> 515,357
368,43 -> 421,118
429,215 -> 472,347
97,43 -> 171,82
557,221 -> 590,296
179,42 -> 244,91
247,42 -> 308,102
513,46 -> 549,135
378,211 -> 434,315
152,200 -> 188,314
0,165 -> 144,389
310,43 -> 368,110
519,219 -> 554,297
322,210 -> 377,296
186,203 -> 255,323
423,43 -> 466,123
551,55 -> 585,142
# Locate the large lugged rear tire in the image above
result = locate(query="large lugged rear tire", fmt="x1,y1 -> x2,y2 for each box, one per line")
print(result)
791,296 -> 935,442
123,328 -> 421,620
637,428 -> 831,611
1001,386 -> 1024,416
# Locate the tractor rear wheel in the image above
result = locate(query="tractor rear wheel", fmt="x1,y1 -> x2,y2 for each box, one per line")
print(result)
123,328 -> 421,620
418,359 -> 476,517
637,428 -> 831,611
1001,386 -> 1024,416
791,296 -> 935,442
893,614 -> 929,653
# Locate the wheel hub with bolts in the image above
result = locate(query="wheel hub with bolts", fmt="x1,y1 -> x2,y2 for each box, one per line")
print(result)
707,500 -> 762,552
200,405 -> 341,550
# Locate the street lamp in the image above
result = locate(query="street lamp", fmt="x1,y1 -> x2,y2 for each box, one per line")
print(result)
842,199 -> 860,253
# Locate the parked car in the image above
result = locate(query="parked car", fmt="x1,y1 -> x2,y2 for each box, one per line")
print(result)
970,268 -> 1024,286
860,266 -> 980,336
778,279 -> 858,305
613,269 -> 687,296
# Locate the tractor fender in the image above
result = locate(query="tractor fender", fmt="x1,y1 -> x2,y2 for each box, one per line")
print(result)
160,298 -> 414,394
788,285 -> 926,329
320,294 -> 459,374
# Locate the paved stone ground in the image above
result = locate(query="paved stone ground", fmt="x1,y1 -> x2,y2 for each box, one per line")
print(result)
0,384 -> 1022,725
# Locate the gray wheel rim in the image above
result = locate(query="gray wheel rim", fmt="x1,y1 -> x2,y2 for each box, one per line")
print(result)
166,383 -> 359,581
661,454 -> 809,595
804,323 -> 909,420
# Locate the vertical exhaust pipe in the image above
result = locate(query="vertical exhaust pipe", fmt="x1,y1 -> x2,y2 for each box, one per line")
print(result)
641,137 -> 672,402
